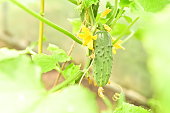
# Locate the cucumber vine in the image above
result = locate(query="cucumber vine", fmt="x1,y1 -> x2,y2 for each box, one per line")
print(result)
1,0 -> 164,113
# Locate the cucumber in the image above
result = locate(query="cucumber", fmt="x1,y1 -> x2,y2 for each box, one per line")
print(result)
93,31 -> 113,86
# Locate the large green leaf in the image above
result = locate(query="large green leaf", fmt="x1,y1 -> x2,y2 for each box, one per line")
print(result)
33,85 -> 99,113
0,55 -> 46,113
142,6 -> 170,113
32,44 -> 71,73
32,53 -> 58,73
0,50 -> 99,113
132,0 -> 170,12
120,0 -> 133,7
113,103 -> 150,113
47,43 -> 72,62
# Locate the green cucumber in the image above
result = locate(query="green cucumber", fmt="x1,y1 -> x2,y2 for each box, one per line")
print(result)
93,31 -> 113,86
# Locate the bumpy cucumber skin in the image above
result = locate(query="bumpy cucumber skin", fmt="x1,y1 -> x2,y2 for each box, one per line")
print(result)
93,31 -> 113,86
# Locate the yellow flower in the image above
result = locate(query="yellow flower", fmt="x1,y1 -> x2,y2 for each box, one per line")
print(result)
78,26 -> 97,50
112,38 -> 125,54
103,24 -> 112,32
100,8 -> 111,18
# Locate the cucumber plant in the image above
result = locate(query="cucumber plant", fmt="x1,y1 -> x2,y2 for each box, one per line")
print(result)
1,0 -> 169,113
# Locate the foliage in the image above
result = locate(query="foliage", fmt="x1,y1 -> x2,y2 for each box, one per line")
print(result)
32,44 -> 71,73
62,63 -> 81,79
68,18 -> 81,34
0,49 -> 99,113
1,0 -> 170,113
113,103 -> 150,113
120,0 -> 133,7
81,0 -> 99,8
135,0 -> 170,12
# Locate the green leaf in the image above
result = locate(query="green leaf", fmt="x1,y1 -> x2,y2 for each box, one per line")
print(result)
67,0 -> 77,5
62,63 -> 81,79
68,18 -> 81,34
81,0 -> 99,8
34,85 -> 99,113
123,16 -> 132,23
32,53 -> 58,73
132,0 -> 170,12
32,44 -> 72,73
47,43 -> 67,54
120,0 -> 133,7
113,102 -> 150,113
47,43 -> 72,62
106,1 -> 114,19
0,52 -> 99,113
110,23 -> 131,36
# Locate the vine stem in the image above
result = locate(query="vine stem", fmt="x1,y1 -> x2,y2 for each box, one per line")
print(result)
79,59 -> 94,85
38,0 -> 45,53
9,0 -> 82,45
48,71 -> 83,93
52,41 -> 76,88
121,31 -> 135,45
106,0 -> 119,25
112,17 -> 139,45
110,7 -> 124,27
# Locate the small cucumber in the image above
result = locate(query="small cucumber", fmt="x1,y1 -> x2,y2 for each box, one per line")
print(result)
93,31 -> 113,86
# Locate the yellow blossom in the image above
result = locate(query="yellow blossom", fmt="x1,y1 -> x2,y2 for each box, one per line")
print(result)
103,24 -> 112,32
112,38 -> 125,54
100,8 -> 111,18
78,26 -> 97,50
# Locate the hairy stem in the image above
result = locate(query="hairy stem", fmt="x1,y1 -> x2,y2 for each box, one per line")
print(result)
9,0 -> 82,45
38,0 -> 45,53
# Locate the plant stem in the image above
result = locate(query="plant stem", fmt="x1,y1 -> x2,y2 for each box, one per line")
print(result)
79,59 -> 94,85
110,7 -> 124,27
89,6 -> 95,26
121,31 -> 135,45
52,41 -> 76,87
48,71 -> 83,93
106,0 -> 119,25
38,0 -> 45,53
9,0 -> 82,45
112,17 -> 139,45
